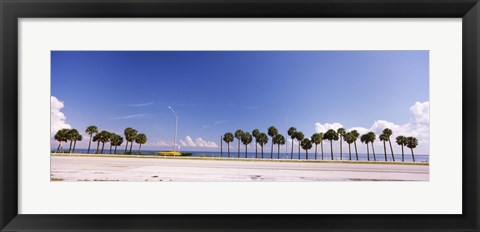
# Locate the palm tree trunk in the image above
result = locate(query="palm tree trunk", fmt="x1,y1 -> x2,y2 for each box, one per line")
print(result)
87,134 -> 92,154
315,144 -> 318,160
138,144 -> 142,154
291,139 -> 294,159
306,150 -> 308,160
371,143 -> 376,161
277,144 -> 280,159
228,143 -> 230,158
339,138 -> 342,160
96,141 -> 100,154
238,139 -> 241,158
124,141 -> 128,153
110,144 -> 113,154
129,141 -> 133,153
330,140 -> 334,160
411,148 -> 415,162
220,136 -> 223,157
348,144 -> 351,160
255,142 -> 258,158
101,142 -> 105,154
271,141 -> 274,159
68,140 -> 73,152
401,145 -> 405,162
321,142 -> 324,160
261,145 -> 264,159
114,146 -> 117,154
383,141 -> 387,161
73,141 -> 77,153
388,140 -> 395,161
245,145 -> 248,158
56,143 -> 61,153
298,141 -> 301,159
354,141 -> 358,160
366,144 -> 370,161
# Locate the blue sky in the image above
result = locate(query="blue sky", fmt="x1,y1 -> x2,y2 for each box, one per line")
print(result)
51,51 -> 429,153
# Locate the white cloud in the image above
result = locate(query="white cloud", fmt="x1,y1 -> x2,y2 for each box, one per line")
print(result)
180,136 -> 218,148
314,122 -> 343,133
122,102 -> 154,107
51,96 -> 71,137
410,101 -> 429,125
112,114 -> 146,120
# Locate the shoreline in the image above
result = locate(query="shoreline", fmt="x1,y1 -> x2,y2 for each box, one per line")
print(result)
51,153 -> 429,166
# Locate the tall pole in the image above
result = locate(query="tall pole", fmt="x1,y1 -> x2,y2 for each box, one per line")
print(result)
168,106 -> 178,152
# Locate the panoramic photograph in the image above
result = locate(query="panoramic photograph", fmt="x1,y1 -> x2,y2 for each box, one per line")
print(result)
50,51 -> 429,182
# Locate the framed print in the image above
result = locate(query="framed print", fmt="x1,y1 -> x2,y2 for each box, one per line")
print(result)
1,0 -> 479,231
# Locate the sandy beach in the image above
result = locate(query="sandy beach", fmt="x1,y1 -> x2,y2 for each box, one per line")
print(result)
51,154 -> 429,181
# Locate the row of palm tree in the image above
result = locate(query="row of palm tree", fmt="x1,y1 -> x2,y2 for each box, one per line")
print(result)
53,128 -> 83,153
54,126 -> 148,155
221,126 -> 419,162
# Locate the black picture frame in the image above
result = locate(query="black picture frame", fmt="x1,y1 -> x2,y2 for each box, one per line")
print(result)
1,0 -> 479,231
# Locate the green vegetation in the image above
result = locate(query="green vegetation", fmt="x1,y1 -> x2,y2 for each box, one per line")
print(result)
223,132 -> 234,158
272,134 -> 285,159
241,132 -> 253,158
287,127 -> 297,159
221,126 -> 420,163
234,129 -> 244,158
85,125 -> 98,154
268,126 -> 278,159
53,126 -> 146,155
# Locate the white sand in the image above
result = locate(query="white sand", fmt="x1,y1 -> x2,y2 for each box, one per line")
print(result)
51,155 -> 429,182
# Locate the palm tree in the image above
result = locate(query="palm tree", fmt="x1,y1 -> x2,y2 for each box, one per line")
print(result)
93,133 -> 101,154
295,131 -> 304,159
257,133 -> 269,159
311,133 -> 322,160
252,129 -> 260,158
287,127 -> 297,159
351,130 -> 360,160
360,134 -> 370,161
268,126 -> 278,159
85,125 -> 98,154
66,129 -> 75,152
109,133 -> 117,154
396,135 -> 408,162
323,129 -> 339,160
241,132 -> 252,158
71,130 -> 82,153
337,128 -> 346,160
135,133 -> 147,154
344,132 -> 355,160
406,137 -> 418,162
300,138 -> 313,160
110,134 -> 124,154
54,128 -> 69,152
383,128 -> 395,162
319,132 -> 325,160
272,134 -> 285,159
124,127 -> 138,154
367,132 -> 377,161
98,130 -> 110,154
234,130 -> 244,158
223,132 -> 234,158
379,134 -> 388,161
